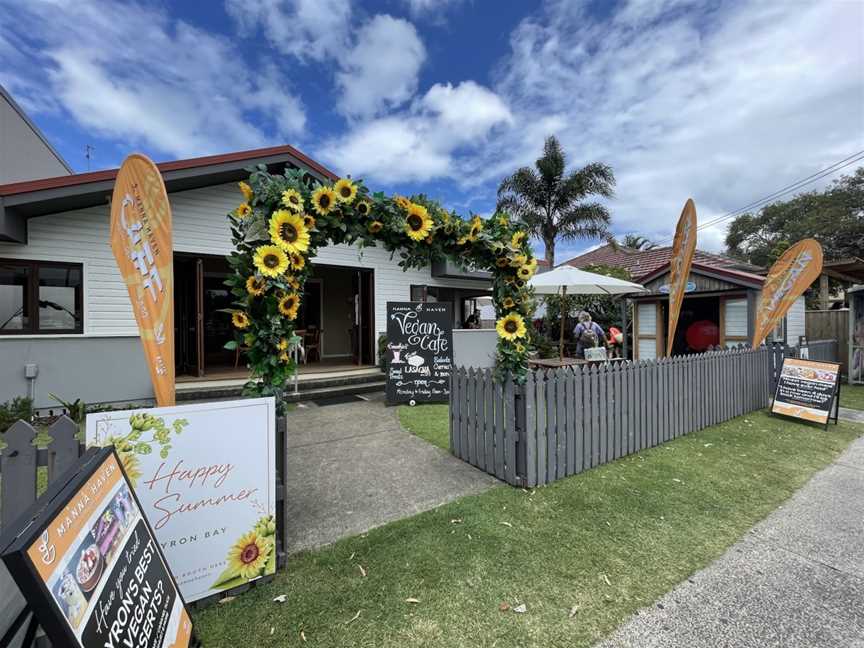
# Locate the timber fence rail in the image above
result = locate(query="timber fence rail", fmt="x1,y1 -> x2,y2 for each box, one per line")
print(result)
451,345 -> 774,487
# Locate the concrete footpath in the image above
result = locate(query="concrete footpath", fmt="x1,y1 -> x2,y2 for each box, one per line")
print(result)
284,393 -> 498,553
596,434 -> 864,648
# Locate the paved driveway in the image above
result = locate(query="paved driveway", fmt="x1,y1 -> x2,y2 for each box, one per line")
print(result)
595,435 -> 864,648
284,393 -> 499,553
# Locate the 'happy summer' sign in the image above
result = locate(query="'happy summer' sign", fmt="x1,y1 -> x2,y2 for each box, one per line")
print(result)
86,398 -> 276,602
386,301 -> 453,405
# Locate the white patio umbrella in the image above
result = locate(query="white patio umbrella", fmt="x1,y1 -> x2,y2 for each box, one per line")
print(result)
528,266 -> 647,359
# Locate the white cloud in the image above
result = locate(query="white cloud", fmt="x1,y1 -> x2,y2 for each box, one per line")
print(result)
225,0 -> 351,63
400,0 -> 469,19
479,0 -> 864,251
1,0 -> 306,159
322,81 -> 512,183
337,15 -> 426,118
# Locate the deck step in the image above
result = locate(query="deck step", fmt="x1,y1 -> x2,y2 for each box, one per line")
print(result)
176,370 -> 385,403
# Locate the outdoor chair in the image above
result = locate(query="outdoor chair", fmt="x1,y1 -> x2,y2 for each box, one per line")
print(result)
305,327 -> 321,363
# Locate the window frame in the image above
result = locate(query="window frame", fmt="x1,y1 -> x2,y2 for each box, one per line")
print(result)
0,258 -> 84,335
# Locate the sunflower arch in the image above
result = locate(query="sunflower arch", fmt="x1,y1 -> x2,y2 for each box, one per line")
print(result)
226,165 -> 538,412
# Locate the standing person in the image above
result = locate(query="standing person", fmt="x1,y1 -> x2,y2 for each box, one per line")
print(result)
573,311 -> 605,359
606,325 -> 624,358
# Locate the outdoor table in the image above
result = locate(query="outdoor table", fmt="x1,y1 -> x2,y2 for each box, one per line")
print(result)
528,357 -> 589,368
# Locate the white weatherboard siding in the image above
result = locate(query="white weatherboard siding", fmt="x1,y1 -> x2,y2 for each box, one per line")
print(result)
0,182 -> 490,340
786,296 -> 806,343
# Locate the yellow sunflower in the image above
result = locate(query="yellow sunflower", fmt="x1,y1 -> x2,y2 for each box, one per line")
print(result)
303,213 -> 316,229
356,200 -> 372,217
288,252 -> 305,270
334,178 -> 357,204
238,181 -> 253,202
511,231 -> 526,247
394,195 -> 412,211
285,275 -> 301,290
253,245 -> 289,278
469,215 -> 483,237
517,258 -> 538,280
226,531 -> 273,580
404,203 -> 433,241
232,311 -> 250,329
277,338 -> 289,352
496,312 -> 527,341
311,186 -> 338,215
279,350 -> 290,363
502,297 -> 516,309
280,188 -> 304,212
496,257 -> 509,268
278,293 -> 301,319
509,254 -> 528,268
515,342 -> 526,354
269,210 -> 310,255
246,276 -> 265,297
234,202 -> 252,218
368,220 -> 383,234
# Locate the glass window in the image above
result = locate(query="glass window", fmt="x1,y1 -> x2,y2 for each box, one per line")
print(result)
38,265 -> 82,331
0,262 -> 29,331
0,259 -> 83,334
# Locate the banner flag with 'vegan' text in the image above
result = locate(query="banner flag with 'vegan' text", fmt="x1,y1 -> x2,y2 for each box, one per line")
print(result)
666,198 -> 698,356
110,154 -> 175,406
751,238 -> 823,348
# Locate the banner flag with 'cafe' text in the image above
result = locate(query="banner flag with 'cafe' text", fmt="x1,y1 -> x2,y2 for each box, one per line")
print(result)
751,238 -> 823,348
110,154 -> 175,406
666,199 -> 698,356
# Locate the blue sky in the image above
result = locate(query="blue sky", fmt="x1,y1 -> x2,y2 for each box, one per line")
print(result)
1,0 -> 862,262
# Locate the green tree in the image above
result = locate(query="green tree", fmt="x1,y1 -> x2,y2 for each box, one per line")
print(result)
497,136 -> 615,267
725,167 -> 864,267
619,234 -> 657,250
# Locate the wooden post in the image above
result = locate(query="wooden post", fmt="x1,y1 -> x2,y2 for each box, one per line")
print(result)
819,273 -> 830,310
559,286 -> 567,360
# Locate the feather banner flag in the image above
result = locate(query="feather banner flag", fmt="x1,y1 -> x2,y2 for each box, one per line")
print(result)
110,154 -> 175,406
751,239 -> 823,348
666,199 -> 698,356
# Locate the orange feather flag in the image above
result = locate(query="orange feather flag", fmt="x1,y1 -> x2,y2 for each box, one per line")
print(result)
666,199 -> 698,356
110,154 -> 175,406
751,239 -> 823,348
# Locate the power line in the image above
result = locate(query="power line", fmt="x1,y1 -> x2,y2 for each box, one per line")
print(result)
655,150 -> 864,245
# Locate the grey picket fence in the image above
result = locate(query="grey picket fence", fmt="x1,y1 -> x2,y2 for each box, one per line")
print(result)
451,346 -> 774,487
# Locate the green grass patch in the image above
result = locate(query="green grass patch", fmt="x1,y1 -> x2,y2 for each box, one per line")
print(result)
194,411 -> 861,648
840,384 -> 864,410
398,404 -> 450,450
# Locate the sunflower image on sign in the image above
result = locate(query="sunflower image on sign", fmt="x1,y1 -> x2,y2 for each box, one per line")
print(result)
211,515 -> 277,590
100,412 -> 188,487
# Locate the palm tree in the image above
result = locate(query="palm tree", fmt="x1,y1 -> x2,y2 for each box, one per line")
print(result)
620,234 -> 657,250
496,136 -> 615,267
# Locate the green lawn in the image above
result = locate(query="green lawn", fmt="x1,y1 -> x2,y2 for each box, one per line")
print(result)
840,384 -> 864,410
398,404 -> 450,450
194,410 -> 861,648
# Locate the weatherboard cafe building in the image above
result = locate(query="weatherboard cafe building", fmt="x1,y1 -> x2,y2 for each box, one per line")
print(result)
0,142 -> 498,408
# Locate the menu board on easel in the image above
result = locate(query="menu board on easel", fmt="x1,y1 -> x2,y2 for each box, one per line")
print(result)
0,447 -> 194,648
386,302 -> 453,405
771,357 -> 841,428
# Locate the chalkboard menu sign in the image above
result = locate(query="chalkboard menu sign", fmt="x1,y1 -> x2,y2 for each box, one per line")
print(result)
0,447 -> 195,648
772,357 -> 841,427
386,301 -> 453,405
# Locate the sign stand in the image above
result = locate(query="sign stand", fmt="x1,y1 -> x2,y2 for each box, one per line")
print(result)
771,357 -> 842,429
0,447 -> 197,648
385,302 -> 453,405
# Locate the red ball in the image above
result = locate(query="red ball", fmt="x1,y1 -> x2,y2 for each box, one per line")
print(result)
685,320 -> 719,351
